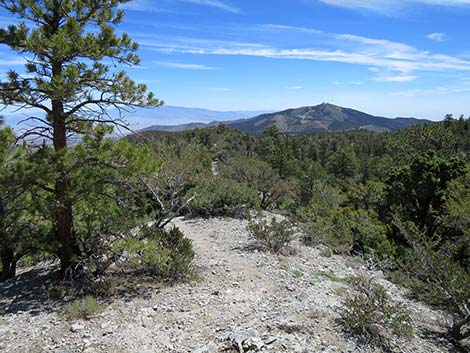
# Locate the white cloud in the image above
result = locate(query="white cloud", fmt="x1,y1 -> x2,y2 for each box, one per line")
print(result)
120,0 -> 175,13
138,35 -> 265,52
0,15 -> 15,27
121,0 -> 241,13
261,24 -> 323,35
392,86 -> 470,96
426,33 -> 447,42
147,36 -> 470,75
207,87 -> 232,92
153,61 -> 219,70
333,81 -> 364,85
318,0 -> 398,13
318,0 -> 470,13
0,57 -> 26,67
179,0 -> 241,13
286,86 -> 304,90
139,25 -> 470,83
185,86 -> 232,92
375,75 -> 417,82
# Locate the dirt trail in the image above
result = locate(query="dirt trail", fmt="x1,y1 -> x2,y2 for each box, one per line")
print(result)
0,217 -> 455,353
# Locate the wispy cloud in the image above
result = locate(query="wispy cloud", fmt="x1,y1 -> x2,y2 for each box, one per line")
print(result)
179,0 -> 241,13
207,87 -> 232,92
333,80 -> 364,85
143,27 -> 470,81
261,24 -> 323,34
0,15 -> 15,27
426,33 -> 447,42
286,86 -> 304,90
318,0 -> 470,13
120,0 -> 175,13
186,86 -> 232,92
154,61 -> 219,70
392,86 -> 470,96
0,57 -> 26,67
121,0 -> 241,13
138,35 -> 265,52
318,0 -> 399,13
374,75 -> 417,82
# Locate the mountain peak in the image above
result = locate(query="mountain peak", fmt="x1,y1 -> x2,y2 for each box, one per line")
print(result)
143,104 -> 431,134
318,102 -> 339,108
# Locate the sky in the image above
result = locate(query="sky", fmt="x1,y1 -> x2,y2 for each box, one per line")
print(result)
2,0 -> 470,126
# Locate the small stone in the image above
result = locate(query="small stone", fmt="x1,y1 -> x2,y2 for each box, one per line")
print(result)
264,336 -> 277,345
70,324 -> 84,333
102,328 -> 114,336
0,326 -> 13,337
194,342 -> 218,353
243,336 -> 264,352
367,323 -> 388,342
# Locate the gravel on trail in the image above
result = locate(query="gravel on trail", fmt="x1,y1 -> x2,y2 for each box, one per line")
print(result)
0,217 -> 456,353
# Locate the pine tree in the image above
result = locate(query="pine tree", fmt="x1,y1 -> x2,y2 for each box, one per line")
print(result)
0,0 -> 162,273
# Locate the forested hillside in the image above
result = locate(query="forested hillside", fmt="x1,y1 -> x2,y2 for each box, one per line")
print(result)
2,117 -> 470,352
127,118 -> 470,345
0,1 -> 469,352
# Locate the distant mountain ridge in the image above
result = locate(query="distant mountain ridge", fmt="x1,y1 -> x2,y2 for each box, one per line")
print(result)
141,106 -> 272,131
143,103 -> 432,134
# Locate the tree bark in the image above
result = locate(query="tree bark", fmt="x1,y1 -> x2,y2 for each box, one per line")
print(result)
0,247 -> 16,282
51,59 -> 81,274
448,315 -> 470,342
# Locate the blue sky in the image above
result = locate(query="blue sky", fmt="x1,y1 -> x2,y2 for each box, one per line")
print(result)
2,0 -> 470,126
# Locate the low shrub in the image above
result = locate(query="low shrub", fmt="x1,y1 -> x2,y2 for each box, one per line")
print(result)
301,211 -> 353,254
114,225 -> 194,279
300,207 -> 395,261
247,217 -> 294,253
349,209 -> 396,261
62,295 -> 104,321
186,177 -> 259,218
341,276 -> 413,346
394,219 -> 470,342
313,271 -> 347,284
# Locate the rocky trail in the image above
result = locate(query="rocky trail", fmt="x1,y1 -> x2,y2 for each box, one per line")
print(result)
0,217 -> 460,353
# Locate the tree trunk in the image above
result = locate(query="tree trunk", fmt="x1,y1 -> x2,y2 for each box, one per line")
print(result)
54,173 -> 80,274
52,91 -> 81,274
448,315 -> 470,342
0,248 -> 16,282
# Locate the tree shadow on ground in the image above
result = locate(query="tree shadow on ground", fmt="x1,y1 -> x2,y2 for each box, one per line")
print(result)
418,327 -> 470,353
0,265 -> 187,317
0,266 -> 62,317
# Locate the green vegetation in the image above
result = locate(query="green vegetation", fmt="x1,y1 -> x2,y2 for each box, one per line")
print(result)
187,177 -> 259,218
394,219 -> 470,341
128,119 -> 470,344
113,225 -> 194,279
0,0 -> 160,275
312,271 -> 347,284
62,295 -> 105,321
247,216 -> 294,253
0,1 -> 469,349
341,276 -> 413,346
